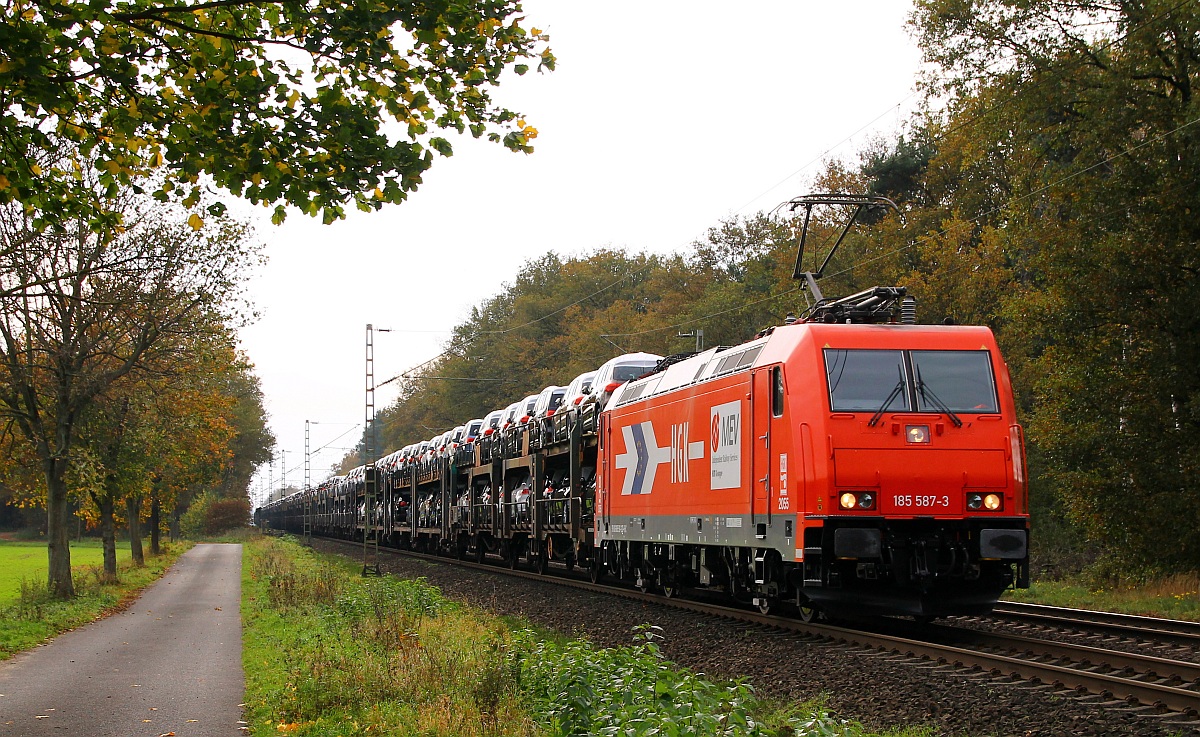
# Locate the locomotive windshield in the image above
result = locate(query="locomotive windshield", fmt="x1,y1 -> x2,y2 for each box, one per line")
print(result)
824,349 -> 998,414
824,349 -> 910,412
911,350 -> 998,413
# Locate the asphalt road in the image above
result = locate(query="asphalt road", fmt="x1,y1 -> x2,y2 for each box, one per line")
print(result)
0,544 -> 244,736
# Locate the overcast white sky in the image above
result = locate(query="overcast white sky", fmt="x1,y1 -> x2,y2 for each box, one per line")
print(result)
242,1 -> 925,506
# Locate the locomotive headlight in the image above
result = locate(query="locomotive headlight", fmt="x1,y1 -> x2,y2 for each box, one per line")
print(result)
966,492 -> 1004,511
838,492 -> 876,511
906,425 -> 931,444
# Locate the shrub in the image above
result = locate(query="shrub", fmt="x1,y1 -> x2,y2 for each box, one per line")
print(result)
206,497 -> 250,534
180,492 -> 251,537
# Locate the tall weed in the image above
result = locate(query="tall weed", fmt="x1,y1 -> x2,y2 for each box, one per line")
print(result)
244,536 -> 535,736
244,537 -> 908,737
513,624 -> 846,736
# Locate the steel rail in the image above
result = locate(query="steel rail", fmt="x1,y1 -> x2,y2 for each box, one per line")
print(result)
926,625 -> 1200,684
992,601 -> 1200,646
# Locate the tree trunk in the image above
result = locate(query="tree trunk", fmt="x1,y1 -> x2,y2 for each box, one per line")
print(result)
149,493 -> 161,556
126,493 -> 144,567
45,464 -> 74,599
93,491 -> 118,583
170,499 -> 182,542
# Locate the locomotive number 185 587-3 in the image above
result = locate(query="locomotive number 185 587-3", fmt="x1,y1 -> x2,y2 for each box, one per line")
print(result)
893,494 -> 950,508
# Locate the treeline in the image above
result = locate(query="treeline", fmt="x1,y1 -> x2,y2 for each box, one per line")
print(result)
0,176 -> 274,598
364,1 -> 1200,577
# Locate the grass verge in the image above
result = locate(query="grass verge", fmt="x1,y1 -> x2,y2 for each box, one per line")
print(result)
243,535 -> 933,737
0,541 -> 191,660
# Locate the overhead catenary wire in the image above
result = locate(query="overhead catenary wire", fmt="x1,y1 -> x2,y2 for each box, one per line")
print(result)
603,102 -> 1200,340
267,423 -> 362,489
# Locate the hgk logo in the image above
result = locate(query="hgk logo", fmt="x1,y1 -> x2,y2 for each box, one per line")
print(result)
672,423 -> 705,483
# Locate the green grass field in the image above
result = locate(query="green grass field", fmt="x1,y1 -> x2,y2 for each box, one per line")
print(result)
0,540 -> 132,605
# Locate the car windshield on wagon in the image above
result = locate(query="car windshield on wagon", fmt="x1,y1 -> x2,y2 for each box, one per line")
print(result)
823,348 -> 998,414
611,363 -> 653,383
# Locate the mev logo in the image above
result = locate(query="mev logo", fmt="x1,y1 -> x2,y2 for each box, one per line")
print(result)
709,400 -> 742,490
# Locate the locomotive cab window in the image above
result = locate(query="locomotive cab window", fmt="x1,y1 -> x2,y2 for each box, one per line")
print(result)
910,350 -> 998,413
771,366 -> 784,417
824,349 -> 910,412
824,348 -> 999,415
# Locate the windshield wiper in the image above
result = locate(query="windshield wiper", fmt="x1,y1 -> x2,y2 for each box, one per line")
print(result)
916,367 -> 963,427
868,370 -> 906,427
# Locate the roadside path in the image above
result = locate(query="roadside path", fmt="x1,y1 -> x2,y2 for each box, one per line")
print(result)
0,544 -> 244,736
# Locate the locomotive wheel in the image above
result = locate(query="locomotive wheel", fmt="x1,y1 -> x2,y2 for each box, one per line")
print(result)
660,579 -> 678,598
588,558 -> 603,584
798,604 -> 819,624
635,566 -> 651,593
756,597 -> 772,615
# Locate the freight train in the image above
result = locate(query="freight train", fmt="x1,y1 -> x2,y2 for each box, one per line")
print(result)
257,304 -> 1029,620
257,197 -> 1030,620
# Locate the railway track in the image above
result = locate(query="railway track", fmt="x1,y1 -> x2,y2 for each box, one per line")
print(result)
990,601 -> 1200,649
313,536 -> 1200,730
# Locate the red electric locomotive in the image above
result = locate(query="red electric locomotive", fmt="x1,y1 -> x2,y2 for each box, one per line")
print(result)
595,319 -> 1029,618
592,195 -> 1029,618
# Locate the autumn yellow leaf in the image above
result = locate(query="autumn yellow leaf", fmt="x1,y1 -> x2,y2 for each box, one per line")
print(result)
187,213 -> 204,230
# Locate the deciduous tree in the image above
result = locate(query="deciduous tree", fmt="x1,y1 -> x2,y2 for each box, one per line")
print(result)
905,0 -> 1200,570
0,182 -> 260,597
0,0 -> 553,228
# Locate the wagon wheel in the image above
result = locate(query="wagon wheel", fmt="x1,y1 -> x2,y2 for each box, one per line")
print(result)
535,539 -> 549,575
756,596 -> 772,615
660,577 -> 678,599
588,557 -> 603,584
507,541 -> 521,569
564,547 -> 576,573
